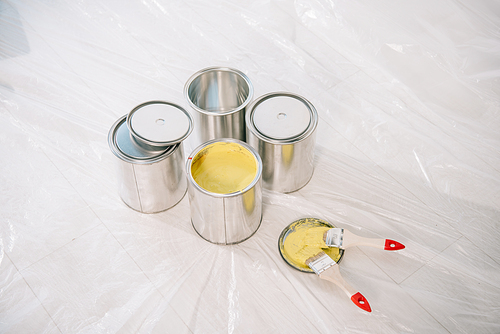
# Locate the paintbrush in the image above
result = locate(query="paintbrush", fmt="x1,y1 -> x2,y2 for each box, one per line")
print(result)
306,251 -> 371,312
306,227 -> 405,251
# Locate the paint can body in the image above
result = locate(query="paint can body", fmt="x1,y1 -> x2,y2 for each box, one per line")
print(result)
108,101 -> 193,213
246,92 -> 318,193
186,139 -> 263,244
184,67 -> 253,143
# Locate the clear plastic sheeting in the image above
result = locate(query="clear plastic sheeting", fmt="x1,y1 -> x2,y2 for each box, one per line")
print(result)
0,0 -> 499,332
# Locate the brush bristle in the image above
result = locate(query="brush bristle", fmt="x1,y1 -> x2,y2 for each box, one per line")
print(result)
305,251 -> 326,266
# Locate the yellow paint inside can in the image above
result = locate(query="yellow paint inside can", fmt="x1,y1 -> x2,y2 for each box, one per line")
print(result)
191,142 -> 258,194
281,218 -> 341,271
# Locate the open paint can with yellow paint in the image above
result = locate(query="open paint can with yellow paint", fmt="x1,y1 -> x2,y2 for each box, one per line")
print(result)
186,139 -> 263,244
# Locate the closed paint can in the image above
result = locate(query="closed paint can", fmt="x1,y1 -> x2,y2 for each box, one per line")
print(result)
184,67 -> 253,143
246,92 -> 318,193
186,139 -> 262,244
108,101 -> 193,213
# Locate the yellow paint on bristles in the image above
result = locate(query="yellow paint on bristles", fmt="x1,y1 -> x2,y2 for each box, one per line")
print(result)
191,142 -> 257,194
282,219 -> 340,271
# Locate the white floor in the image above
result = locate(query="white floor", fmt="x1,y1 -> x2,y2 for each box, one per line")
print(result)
1,0 -> 499,333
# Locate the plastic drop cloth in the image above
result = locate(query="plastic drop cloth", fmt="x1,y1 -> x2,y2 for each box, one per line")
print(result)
1,0 -> 499,332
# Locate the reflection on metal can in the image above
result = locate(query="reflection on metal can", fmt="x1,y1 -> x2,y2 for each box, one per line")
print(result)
246,92 -> 318,193
184,67 -> 253,143
108,101 -> 193,213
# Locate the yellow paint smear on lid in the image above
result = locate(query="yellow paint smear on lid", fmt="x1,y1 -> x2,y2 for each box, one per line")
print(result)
281,218 -> 341,271
191,142 -> 257,194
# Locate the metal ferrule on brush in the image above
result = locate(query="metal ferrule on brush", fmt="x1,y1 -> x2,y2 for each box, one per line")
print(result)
307,254 -> 337,275
325,228 -> 344,248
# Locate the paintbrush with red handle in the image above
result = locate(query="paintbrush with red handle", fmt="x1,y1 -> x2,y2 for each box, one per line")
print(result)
307,227 -> 405,251
306,251 -> 372,312
324,228 -> 405,250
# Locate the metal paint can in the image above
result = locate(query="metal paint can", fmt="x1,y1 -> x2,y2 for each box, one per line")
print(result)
184,67 -> 253,143
246,92 -> 318,193
108,101 -> 193,213
186,139 -> 263,244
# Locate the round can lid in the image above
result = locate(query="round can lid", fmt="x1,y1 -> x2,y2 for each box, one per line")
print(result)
252,95 -> 312,140
128,101 -> 193,147
114,116 -> 167,160
278,218 -> 343,273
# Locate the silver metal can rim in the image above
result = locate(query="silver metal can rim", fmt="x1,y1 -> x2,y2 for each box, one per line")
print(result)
183,66 -> 254,116
126,100 -> 193,148
278,218 -> 345,274
186,138 -> 263,198
246,92 -> 318,144
108,115 -> 179,165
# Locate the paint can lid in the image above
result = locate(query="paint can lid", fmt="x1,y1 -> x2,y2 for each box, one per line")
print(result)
247,92 -> 318,142
127,101 -> 193,148
278,218 -> 344,273
109,115 -> 170,161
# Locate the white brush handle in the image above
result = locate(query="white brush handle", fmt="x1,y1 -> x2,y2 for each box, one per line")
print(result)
343,230 -> 405,250
318,264 -> 372,312
343,230 -> 385,249
318,263 -> 356,297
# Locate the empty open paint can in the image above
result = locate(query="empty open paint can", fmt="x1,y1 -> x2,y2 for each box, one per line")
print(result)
108,101 -> 193,213
246,92 -> 318,193
186,139 -> 262,244
184,67 -> 253,142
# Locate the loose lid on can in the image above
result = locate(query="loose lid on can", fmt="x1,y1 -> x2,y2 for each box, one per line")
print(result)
247,92 -> 318,143
127,101 -> 193,149
109,115 -> 176,163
